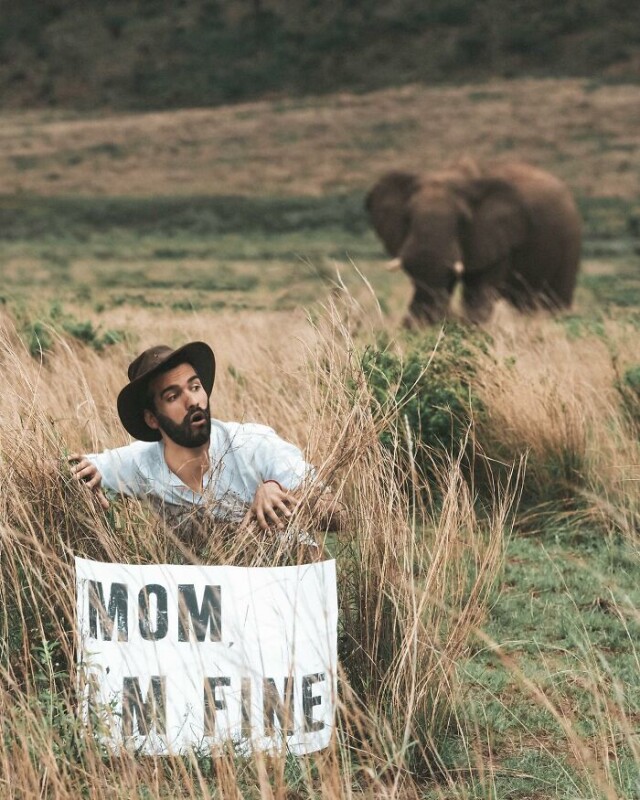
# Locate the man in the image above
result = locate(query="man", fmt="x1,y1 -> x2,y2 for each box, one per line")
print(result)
70,341 -> 340,541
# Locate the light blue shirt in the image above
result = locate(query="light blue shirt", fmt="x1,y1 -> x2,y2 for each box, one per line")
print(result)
86,419 -> 314,523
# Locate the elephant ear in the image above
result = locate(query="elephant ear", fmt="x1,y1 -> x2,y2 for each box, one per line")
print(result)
365,171 -> 420,256
458,178 -> 529,272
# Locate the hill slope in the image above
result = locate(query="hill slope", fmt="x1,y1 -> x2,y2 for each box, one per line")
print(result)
1,79 -> 638,204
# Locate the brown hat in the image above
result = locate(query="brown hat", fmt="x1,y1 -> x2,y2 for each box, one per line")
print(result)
117,342 -> 215,441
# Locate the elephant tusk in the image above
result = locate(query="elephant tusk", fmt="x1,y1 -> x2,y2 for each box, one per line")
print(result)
387,257 -> 403,271
453,260 -> 465,277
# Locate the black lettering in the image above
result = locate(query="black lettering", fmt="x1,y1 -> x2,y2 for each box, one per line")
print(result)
138,584 -> 168,641
122,676 -> 166,737
302,673 -> 325,732
178,585 -> 221,642
263,677 -> 295,736
203,676 -> 231,736
88,581 -> 128,641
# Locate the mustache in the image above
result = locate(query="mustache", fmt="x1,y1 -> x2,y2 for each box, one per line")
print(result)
184,405 -> 210,425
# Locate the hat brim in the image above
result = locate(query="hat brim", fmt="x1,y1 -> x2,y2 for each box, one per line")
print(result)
117,341 -> 215,441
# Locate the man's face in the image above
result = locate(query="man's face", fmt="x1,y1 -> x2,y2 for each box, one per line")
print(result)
145,362 -> 211,448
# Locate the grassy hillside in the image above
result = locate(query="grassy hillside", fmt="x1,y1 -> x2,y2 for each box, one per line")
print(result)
0,0 -> 639,110
1,79 -> 639,202
0,79 -> 638,315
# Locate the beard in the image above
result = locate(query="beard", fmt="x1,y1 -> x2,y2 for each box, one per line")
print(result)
155,404 -> 211,448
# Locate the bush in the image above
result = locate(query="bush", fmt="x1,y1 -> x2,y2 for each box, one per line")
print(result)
359,324 -> 487,482
17,302 -> 126,358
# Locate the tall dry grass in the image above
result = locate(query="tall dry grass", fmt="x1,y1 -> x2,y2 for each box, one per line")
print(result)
0,298 -> 639,797
0,301 -> 515,799
477,306 -> 640,535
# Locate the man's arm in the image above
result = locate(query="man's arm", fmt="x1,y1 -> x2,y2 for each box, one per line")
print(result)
68,440 -> 150,509
242,426 -> 345,532
68,454 -> 110,509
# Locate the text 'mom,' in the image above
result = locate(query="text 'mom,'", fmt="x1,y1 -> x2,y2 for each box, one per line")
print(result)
76,557 -> 338,755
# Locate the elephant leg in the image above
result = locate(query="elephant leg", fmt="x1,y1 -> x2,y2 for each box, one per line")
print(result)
502,270 -> 546,312
404,280 -> 455,327
503,250 -> 578,312
462,264 -> 507,323
535,268 -> 578,310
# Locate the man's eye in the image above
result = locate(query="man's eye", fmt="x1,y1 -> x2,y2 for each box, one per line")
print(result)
191,384 -> 202,391
166,395 -> 177,402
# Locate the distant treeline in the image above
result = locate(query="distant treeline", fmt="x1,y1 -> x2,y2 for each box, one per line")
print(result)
0,0 -> 638,109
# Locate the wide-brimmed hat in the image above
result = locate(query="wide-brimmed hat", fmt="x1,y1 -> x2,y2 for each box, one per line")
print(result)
117,342 -> 215,441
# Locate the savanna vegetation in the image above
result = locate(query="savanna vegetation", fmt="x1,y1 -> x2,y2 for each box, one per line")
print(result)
1,77 -> 640,797
0,0 -> 639,109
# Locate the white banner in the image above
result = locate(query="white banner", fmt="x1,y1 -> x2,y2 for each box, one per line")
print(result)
75,557 -> 338,756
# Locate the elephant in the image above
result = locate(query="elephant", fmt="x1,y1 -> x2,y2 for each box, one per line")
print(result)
365,160 -> 582,325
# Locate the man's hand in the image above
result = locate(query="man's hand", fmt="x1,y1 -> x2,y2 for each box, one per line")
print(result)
242,480 -> 297,531
68,454 -> 110,510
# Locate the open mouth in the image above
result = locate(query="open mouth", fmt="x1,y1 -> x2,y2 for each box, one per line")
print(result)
189,410 -> 207,425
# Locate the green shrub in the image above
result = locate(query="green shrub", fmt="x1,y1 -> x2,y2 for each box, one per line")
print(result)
561,313 -> 606,340
18,303 -> 126,358
25,320 -> 54,358
359,324 -> 487,480
582,273 -> 640,308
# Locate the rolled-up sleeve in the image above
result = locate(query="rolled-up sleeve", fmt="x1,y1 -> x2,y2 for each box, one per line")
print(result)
251,427 -> 315,490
